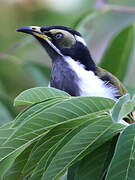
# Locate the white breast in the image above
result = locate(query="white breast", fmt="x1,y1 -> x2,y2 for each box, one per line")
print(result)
65,56 -> 119,101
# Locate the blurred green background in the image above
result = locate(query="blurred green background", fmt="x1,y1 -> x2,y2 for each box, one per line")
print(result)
0,0 -> 135,125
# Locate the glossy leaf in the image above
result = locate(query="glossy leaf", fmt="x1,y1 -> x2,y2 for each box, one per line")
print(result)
0,146 -> 27,180
29,115 -> 104,180
30,115 -> 108,180
67,141 -> 111,180
27,112 -> 106,180
0,95 -> 115,178
13,98 -> 66,128
3,143 -> 36,180
0,122 -> 14,129
12,96 -> 115,139
118,94 -> 135,120
0,127 -> 49,179
106,124 -> 135,180
112,94 -> 135,122
22,132 -> 66,176
30,144 -> 58,180
0,127 -> 30,179
42,116 -> 124,180
14,87 -> 70,107
22,114 -> 93,176
67,135 -> 119,180
112,94 -> 130,122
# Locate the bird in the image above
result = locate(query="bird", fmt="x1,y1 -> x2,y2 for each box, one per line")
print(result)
16,25 -> 134,124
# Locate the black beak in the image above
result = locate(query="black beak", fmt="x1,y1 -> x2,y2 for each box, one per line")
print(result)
16,25 -> 62,58
16,26 -> 42,35
16,26 -> 51,41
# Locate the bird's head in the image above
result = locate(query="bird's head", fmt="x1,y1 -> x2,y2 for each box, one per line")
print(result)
17,25 -> 96,71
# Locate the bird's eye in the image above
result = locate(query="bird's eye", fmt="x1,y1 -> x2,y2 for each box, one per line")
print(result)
55,33 -> 63,40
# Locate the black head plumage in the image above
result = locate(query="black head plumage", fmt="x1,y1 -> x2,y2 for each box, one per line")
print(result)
40,26 -> 82,37
17,25 -> 96,72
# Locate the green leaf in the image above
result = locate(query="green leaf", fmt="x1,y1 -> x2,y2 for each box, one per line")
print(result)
0,128 -> 15,145
0,145 -> 27,180
22,132 -> 66,176
76,10 -> 135,62
13,97 -> 66,128
30,144 -> 58,180
67,141 -> 111,180
0,122 -> 14,129
28,113 -> 104,180
41,116 -> 124,180
112,94 -> 130,122
12,96 -> 115,139
3,143 -> 36,180
14,95 -> 114,179
0,126 -> 49,179
0,124 -> 49,164
126,86 -> 135,97
106,124 -> 135,180
0,95 -> 114,178
0,127 -> 33,179
112,94 -> 135,123
118,94 -> 135,120
67,135 -> 119,180
100,26 -> 134,81
24,110 -> 105,178
14,87 -> 70,107
30,115 -> 107,180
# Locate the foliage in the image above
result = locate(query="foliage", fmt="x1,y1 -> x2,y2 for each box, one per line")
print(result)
0,0 -> 135,179
0,87 -> 135,180
0,88 -> 125,179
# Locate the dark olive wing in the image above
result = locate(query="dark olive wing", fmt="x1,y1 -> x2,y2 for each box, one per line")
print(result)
96,67 -> 127,98
96,67 -> 135,124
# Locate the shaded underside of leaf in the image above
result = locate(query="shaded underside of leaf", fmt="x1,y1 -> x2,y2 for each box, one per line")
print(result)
67,141 -> 111,180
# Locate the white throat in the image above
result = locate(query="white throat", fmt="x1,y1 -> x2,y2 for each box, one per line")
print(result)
65,56 -> 119,101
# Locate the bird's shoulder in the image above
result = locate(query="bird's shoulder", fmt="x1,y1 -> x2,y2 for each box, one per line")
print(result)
96,67 -> 127,98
